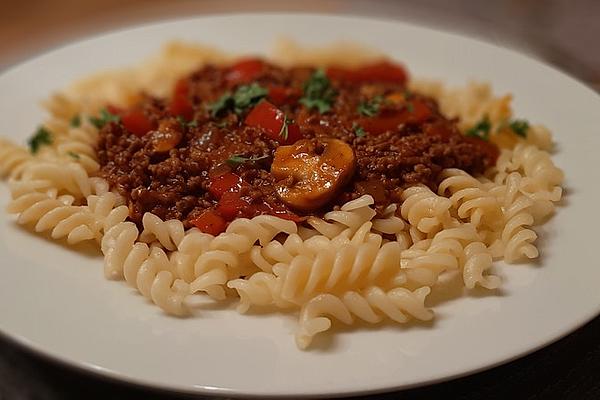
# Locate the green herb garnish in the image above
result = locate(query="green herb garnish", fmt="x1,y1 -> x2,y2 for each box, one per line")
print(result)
210,83 -> 268,117
209,94 -> 233,118
352,123 -> 367,137
176,115 -> 198,129
233,83 -> 269,113
357,95 -> 383,117
70,114 -> 81,128
28,126 -> 53,154
67,151 -> 80,160
466,116 -> 491,141
406,102 -> 414,113
509,119 -> 529,138
226,154 -> 270,167
90,108 -> 120,129
299,69 -> 336,114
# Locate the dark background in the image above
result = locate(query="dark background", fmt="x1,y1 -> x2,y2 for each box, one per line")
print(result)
1,1 -> 599,399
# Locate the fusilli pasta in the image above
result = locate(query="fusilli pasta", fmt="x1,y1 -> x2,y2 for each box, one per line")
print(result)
295,286 -> 432,349
0,139 -> 35,179
101,221 -> 190,316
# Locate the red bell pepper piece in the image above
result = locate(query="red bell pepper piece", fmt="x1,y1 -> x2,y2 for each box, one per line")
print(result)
217,191 -> 249,220
208,172 -> 242,199
225,58 -> 264,85
169,78 -> 194,120
245,100 -> 302,145
358,99 -> 432,135
267,85 -> 301,106
121,109 -> 155,137
190,211 -> 227,236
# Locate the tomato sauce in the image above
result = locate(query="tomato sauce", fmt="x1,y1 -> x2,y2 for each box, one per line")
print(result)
96,59 -> 497,234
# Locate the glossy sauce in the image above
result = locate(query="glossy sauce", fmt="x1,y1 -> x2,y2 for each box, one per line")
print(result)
96,59 -> 498,234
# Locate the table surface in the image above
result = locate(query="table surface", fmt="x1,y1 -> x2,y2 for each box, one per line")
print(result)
1,1 -> 599,399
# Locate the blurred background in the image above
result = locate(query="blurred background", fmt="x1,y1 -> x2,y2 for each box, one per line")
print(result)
1,0 -> 599,91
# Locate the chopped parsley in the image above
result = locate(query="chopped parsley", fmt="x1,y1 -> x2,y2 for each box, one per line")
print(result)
176,115 -> 198,129
28,126 -> 53,154
90,108 -> 120,129
210,83 -> 268,117
509,119 -> 529,138
299,69 -> 336,114
406,102 -> 414,113
209,94 -> 232,117
67,151 -> 80,160
466,116 -> 491,141
70,114 -> 81,128
352,123 -> 367,137
233,83 -> 269,113
226,154 -> 270,167
357,95 -> 383,117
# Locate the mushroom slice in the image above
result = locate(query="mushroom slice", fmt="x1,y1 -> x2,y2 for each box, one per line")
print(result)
271,138 -> 356,212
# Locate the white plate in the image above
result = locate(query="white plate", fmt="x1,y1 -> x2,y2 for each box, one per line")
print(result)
1,13 -> 599,398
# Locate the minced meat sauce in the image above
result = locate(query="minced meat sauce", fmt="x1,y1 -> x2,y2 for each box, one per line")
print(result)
96,58 -> 498,235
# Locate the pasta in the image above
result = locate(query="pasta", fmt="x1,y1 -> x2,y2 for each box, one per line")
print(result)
0,42 -> 565,349
400,185 -> 457,237
101,221 -> 190,316
0,138 -> 35,179
295,286 -> 433,349
438,168 -> 503,230
6,179 -> 128,244
228,216 -> 405,308
139,212 -> 186,251
20,161 -> 93,199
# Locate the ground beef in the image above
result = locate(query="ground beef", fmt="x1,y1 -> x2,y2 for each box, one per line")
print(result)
96,60 -> 498,230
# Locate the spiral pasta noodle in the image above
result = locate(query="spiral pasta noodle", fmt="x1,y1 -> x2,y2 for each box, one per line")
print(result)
54,122 -> 101,174
400,185 -> 457,239
371,204 -> 413,249
20,161 -> 92,199
187,249 -> 241,300
485,162 -> 562,262
306,195 -> 377,239
139,212 -> 186,251
295,286 -> 433,349
229,226 -> 405,308
209,215 -> 297,253
438,168 -> 503,230
494,144 -> 564,192
171,228 -> 215,282
227,271 -> 293,313
463,242 -> 500,289
6,182 -> 128,245
101,221 -> 190,316
277,234 -> 403,302
249,233 -> 311,273
0,139 -> 35,179
400,224 -> 476,287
